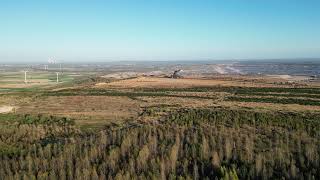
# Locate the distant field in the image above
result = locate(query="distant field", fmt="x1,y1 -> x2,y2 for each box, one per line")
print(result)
96,76 -> 316,89
0,71 -> 86,90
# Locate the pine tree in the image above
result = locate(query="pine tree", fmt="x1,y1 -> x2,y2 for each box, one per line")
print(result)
49,170 -> 57,180
91,167 -> 99,180
212,151 -> 220,169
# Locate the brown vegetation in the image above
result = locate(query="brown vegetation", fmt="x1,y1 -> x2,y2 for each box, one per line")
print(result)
17,96 -> 140,126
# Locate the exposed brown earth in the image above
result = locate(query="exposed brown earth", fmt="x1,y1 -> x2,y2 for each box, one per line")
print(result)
95,76 -> 312,89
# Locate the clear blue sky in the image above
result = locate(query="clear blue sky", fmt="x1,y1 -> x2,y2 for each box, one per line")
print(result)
1,0 -> 320,62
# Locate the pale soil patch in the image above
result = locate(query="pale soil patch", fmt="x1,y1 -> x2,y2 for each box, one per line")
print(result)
0,106 -> 15,113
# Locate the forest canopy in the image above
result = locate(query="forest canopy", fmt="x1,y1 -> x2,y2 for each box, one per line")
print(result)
0,107 -> 319,179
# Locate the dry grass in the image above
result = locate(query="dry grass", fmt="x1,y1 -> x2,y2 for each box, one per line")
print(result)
136,96 -> 218,108
220,101 -> 320,112
0,83 -> 38,88
96,76 -> 311,89
17,96 -> 140,125
137,94 -> 320,113
96,77 -> 238,88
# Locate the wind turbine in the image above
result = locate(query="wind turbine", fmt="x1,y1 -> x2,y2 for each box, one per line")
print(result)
48,58 -> 56,64
47,57 -> 57,71
56,72 -> 59,83
48,57 -> 63,83
23,71 -> 28,84
59,63 -> 63,73
48,57 -> 63,73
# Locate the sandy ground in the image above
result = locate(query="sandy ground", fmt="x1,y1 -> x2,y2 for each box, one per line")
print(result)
0,106 -> 15,113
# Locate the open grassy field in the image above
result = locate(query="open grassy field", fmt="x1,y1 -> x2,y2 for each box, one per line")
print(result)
0,71 -> 87,90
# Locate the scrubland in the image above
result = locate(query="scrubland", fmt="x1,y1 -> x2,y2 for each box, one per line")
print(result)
0,75 -> 320,179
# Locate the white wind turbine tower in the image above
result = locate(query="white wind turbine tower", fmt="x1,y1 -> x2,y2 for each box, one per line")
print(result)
47,59 -> 51,70
59,63 -> 62,73
48,57 -> 63,83
56,72 -> 59,83
24,70 -> 28,84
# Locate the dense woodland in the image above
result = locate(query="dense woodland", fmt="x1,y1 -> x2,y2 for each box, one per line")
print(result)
0,107 -> 319,179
